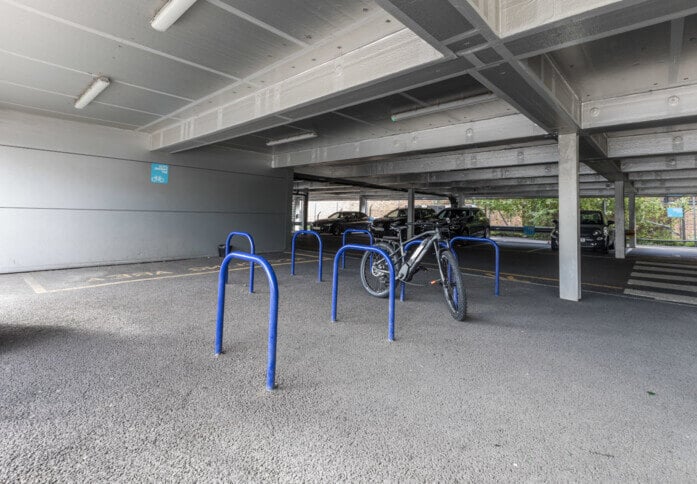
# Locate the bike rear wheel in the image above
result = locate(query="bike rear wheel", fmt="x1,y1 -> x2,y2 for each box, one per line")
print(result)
439,250 -> 467,321
360,242 -> 398,298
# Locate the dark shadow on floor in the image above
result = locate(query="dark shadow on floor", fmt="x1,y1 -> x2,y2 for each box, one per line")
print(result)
0,324 -> 79,354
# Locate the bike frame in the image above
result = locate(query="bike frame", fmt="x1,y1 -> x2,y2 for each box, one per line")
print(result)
391,226 -> 450,283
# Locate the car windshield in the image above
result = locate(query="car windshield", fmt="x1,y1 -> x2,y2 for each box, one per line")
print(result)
326,212 -> 342,220
581,212 -> 603,224
384,209 -> 406,218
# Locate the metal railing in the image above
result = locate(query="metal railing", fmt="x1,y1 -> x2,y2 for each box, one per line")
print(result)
291,230 -> 323,282
332,244 -> 397,342
215,251 -> 279,391
450,236 -> 500,296
341,229 -> 374,269
224,231 -> 255,292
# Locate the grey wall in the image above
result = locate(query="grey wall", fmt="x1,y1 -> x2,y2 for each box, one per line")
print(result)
0,109 -> 292,273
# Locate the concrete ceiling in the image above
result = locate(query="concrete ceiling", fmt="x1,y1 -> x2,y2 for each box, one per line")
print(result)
2,0 -> 697,199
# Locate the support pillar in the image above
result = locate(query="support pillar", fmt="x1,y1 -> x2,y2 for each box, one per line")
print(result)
614,181 -> 626,259
358,195 -> 368,215
407,188 -> 415,239
628,193 -> 636,249
558,133 -> 581,301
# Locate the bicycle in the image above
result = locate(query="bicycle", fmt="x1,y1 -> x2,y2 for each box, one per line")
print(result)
359,221 -> 467,321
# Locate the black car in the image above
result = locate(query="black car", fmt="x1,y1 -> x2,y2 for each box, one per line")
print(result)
434,207 -> 490,238
550,210 -> 615,253
311,211 -> 370,235
369,207 -> 436,238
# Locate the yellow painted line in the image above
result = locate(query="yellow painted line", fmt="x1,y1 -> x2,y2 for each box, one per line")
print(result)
424,262 -> 623,291
37,258 -> 322,294
22,274 -> 47,294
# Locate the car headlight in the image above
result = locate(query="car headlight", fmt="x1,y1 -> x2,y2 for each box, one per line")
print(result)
592,229 -> 602,237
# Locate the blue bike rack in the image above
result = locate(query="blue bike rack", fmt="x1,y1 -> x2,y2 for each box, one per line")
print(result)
340,229 -> 374,269
223,231 -> 255,293
332,244 -> 396,342
450,236 -> 500,296
400,238 -> 453,300
291,230 -> 323,282
215,251 -> 279,391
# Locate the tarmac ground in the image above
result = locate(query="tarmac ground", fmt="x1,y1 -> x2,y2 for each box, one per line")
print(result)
1,238 -> 696,481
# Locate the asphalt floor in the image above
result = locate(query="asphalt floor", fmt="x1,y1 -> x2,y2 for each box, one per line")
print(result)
1,240 -> 696,481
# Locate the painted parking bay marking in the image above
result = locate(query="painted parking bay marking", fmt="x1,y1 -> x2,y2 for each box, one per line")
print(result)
624,261 -> 697,306
22,255 -> 322,294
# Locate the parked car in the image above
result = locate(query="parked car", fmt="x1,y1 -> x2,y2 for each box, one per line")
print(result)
311,211 -> 370,235
369,207 -> 436,238
550,210 -> 615,253
433,207 -> 490,238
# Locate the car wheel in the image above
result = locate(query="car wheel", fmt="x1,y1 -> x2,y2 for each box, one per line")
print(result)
331,225 -> 341,236
551,239 -> 558,251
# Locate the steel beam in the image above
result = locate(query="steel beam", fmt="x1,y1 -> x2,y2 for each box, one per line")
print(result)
621,155 -> 697,173
584,85 -> 697,131
348,162 -> 596,185
151,29 -> 444,151
609,128 -> 697,158
503,0 -> 697,58
294,142 -> 559,178
274,114 -> 546,168
627,169 -> 697,180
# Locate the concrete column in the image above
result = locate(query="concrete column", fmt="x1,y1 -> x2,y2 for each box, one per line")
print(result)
614,181 -> 626,259
302,191 -> 309,231
628,193 -> 636,249
407,188 -> 415,239
558,133 -> 581,301
358,195 -> 368,215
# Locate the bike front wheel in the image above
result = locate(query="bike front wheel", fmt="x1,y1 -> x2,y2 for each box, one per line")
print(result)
360,242 -> 398,298
439,250 -> 467,321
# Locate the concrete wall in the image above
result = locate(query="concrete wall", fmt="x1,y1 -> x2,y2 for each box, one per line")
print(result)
0,110 -> 292,273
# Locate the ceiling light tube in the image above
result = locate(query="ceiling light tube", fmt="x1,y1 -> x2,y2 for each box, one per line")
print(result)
74,76 -> 111,109
151,0 -> 198,32
390,93 -> 498,122
266,132 -> 318,147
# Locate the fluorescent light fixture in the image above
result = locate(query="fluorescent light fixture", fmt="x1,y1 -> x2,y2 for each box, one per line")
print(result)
390,93 -> 497,122
266,132 -> 318,147
74,76 -> 110,109
151,0 -> 198,32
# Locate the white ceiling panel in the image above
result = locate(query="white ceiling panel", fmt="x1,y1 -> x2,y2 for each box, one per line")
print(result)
552,20 -> 697,101
0,101 -> 137,130
217,0 -> 378,45
96,83 -> 189,117
0,49 -> 93,96
0,1 -> 231,100
0,82 -> 159,126
12,0 -> 303,80
0,50 -> 188,116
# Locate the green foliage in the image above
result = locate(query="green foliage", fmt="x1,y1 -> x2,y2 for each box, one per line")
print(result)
471,196 -> 694,242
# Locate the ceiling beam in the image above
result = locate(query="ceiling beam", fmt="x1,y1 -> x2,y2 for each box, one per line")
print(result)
503,0 -> 697,59
295,142 -> 558,178
151,29 -> 444,151
274,113 -> 546,168
584,85 -> 697,131
609,128 -> 697,158
621,155 -> 697,173
347,163 -> 597,185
